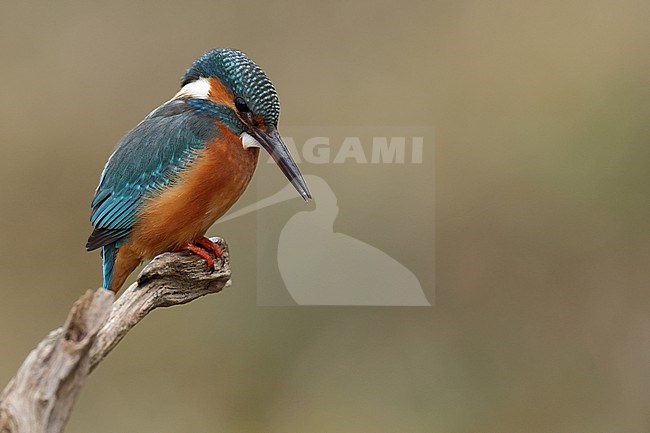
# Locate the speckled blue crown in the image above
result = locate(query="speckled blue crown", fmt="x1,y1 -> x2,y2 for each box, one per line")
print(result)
182,48 -> 280,125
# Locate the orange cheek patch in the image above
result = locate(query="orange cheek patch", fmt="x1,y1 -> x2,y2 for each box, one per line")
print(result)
208,77 -> 235,108
252,115 -> 265,128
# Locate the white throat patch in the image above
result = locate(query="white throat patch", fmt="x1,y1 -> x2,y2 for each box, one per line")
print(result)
240,132 -> 262,149
173,77 -> 211,100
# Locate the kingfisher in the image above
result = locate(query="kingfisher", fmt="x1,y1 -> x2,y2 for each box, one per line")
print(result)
86,48 -> 311,293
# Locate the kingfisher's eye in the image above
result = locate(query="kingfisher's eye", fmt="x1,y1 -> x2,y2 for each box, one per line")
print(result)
234,97 -> 250,113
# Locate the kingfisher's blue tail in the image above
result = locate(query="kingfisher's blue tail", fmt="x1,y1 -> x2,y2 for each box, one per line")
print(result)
101,243 -> 117,290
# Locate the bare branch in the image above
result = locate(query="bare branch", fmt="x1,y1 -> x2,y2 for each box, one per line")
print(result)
0,237 -> 231,433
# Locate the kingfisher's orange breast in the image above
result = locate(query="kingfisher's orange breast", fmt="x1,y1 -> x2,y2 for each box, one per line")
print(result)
126,125 -> 259,258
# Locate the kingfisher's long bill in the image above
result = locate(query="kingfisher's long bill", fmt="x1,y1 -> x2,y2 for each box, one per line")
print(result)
86,48 -> 311,293
249,126 -> 311,201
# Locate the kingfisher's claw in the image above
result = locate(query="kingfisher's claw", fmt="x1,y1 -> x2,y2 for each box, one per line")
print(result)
173,243 -> 215,268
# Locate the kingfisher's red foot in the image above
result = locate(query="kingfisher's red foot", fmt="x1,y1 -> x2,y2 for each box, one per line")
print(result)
173,243 -> 215,268
197,237 -> 223,259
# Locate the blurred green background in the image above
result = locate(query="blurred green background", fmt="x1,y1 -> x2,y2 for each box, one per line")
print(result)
1,1 -> 649,432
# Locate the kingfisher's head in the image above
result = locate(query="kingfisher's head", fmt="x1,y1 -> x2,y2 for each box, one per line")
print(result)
178,48 -> 311,201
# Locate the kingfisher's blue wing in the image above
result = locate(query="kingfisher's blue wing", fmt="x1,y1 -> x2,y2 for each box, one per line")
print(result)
86,99 -> 220,251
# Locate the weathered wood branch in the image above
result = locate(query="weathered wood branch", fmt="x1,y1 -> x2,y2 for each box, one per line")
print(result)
0,237 -> 231,433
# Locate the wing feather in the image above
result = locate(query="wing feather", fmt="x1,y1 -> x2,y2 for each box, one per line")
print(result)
86,99 -> 219,251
